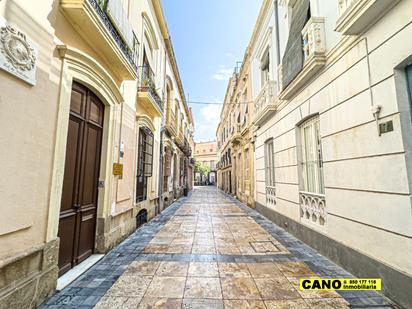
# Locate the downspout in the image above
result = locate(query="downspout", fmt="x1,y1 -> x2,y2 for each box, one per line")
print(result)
157,45 -> 167,214
274,0 -> 281,66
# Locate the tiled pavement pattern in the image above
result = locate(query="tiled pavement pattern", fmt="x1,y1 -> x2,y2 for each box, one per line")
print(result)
42,187 -> 396,308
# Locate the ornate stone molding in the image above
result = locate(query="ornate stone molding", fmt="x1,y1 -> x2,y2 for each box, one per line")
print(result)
0,18 -> 37,85
300,191 -> 327,229
266,185 -> 276,207
0,26 -> 36,71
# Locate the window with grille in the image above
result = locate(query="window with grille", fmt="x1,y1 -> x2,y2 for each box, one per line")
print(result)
264,139 -> 276,206
245,148 -> 250,179
163,148 -> 171,192
261,48 -> 270,87
300,116 -> 324,194
264,139 -> 275,187
136,127 -> 153,202
180,157 -> 184,186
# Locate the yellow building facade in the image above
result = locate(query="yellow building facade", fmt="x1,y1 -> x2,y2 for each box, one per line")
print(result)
194,141 -> 218,184
0,0 -> 191,307
216,55 -> 255,207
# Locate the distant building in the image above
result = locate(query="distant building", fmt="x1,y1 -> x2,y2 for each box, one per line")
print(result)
194,141 -> 218,185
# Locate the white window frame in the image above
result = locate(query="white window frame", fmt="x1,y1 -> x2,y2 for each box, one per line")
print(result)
264,139 -> 275,187
300,116 -> 324,195
264,139 -> 276,207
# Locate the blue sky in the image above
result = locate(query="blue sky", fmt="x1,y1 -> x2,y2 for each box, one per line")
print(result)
162,0 -> 261,142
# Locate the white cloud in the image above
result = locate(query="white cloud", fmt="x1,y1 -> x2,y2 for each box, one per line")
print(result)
194,103 -> 222,141
211,68 -> 232,81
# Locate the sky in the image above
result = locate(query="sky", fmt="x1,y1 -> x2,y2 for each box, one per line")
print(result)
162,0 -> 262,142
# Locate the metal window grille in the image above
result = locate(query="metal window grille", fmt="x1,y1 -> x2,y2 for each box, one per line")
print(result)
300,116 -> 324,194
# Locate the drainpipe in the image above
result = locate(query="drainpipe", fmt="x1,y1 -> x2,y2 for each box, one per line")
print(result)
158,126 -> 165,214
274,0 -> 281,66
157,47 -> 167,215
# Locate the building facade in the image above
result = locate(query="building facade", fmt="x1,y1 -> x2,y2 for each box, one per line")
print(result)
0,0 -> 191,307
162,51 -> 194,206
194,141 -> 218,185
216,58 -> 255,206
242,0 -> 412,307
216,77 -> 237,194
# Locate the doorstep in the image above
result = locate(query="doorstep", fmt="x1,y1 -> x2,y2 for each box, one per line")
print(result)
56,254 -> 104,291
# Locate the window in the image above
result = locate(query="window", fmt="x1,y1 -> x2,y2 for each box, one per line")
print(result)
300,116 -> 324,194
261,48 -> 270,87
180,157 -> 184,186
264,139 -> 276,206
245,148 -> 250,179
163,148 -> 171,192
264,139 -> 275,187
136,127 -> 153,202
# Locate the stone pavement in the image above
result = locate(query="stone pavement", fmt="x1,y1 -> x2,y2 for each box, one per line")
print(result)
42,187 -> 396,308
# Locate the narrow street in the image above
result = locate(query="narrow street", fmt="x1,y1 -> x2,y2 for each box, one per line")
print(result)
43,187 -> 393,308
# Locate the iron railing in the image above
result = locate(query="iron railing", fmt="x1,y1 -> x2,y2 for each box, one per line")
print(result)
138,65 -> 164,111
89,0 -> 138,72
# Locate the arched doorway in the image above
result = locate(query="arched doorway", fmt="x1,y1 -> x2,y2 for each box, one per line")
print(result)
136,209 -> 148,228
57,82 -> 104,276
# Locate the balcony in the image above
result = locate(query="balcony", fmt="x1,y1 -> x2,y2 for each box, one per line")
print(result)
253,81 -> 278,126
335,0 -> 400,35
165,111 -> 177,137
60,0 -> 138,80
137,66 -> 163,117
279,17 -> 326,100
231,123 -> 242,145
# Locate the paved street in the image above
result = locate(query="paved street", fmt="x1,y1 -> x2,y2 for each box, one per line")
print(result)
43,187 -> 394,308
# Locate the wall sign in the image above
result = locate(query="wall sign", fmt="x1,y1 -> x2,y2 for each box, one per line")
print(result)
113,163 -> 124,177
0,17 -> 38,85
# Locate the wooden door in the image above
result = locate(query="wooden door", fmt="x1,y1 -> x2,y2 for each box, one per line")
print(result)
58,82 -> 104,276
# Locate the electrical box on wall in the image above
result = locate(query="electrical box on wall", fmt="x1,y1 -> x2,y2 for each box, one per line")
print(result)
379,120 -> 394,135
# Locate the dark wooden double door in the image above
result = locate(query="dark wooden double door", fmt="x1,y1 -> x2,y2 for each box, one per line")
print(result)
58,82 -> 104,276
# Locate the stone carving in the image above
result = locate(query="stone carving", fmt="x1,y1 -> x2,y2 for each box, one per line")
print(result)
0,25 -> 36,71
338,0 -> 355,14
300,192 -> 327,227
266,185 -> 276,207
302,17 -> 326,62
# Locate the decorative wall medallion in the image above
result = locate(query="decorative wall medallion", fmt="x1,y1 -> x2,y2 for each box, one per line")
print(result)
0,17 -> 38,85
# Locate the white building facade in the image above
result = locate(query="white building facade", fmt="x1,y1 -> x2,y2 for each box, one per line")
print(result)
250,1 -> 412,307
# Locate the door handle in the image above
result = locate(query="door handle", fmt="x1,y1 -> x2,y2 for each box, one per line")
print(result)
73,204 -> 80,210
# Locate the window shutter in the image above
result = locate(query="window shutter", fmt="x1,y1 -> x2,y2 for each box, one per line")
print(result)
281,0 -> 310,88
144,132 -> 154,177
164,149 -> 171,176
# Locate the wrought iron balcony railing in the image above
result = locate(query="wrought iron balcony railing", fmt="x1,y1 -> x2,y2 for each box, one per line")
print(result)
138,65 -> 164,111
89,0 -> 137,72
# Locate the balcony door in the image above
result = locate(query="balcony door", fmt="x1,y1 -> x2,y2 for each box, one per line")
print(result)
58,82 -> 104,276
